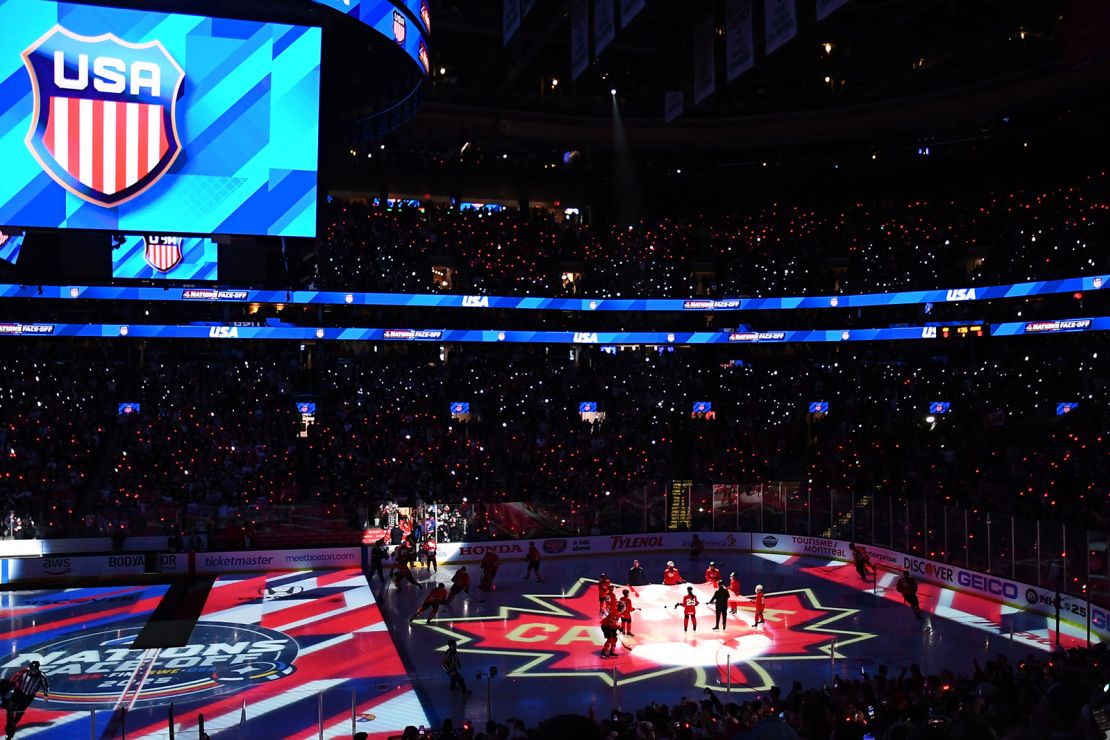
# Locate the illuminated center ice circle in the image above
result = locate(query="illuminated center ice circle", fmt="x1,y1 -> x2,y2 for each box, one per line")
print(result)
625,584 -> 772,668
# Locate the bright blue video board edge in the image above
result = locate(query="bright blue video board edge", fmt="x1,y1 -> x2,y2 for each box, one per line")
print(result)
0,315 -> 1107,342
0,0 -> 321,237
0,273 -> 1104,312
309,0 -> 429,75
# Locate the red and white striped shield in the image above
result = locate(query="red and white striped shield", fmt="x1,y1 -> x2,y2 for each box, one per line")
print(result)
21,26 -> 185,208
393,10 -> 407,44
142,235 -> 183,272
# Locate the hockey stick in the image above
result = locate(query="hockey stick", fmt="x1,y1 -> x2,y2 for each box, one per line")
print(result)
617,633 -> 634,651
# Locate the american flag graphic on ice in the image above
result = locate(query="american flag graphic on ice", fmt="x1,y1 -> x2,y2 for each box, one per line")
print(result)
21,26 -> 184,208
2,569 -> 429,739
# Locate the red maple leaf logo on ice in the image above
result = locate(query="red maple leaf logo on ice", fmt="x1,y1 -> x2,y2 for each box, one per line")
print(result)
415,579 -> 873,692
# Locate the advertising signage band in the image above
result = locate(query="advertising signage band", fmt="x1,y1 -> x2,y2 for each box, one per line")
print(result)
0,317 -> 1108,343
0,273 -> 1102,312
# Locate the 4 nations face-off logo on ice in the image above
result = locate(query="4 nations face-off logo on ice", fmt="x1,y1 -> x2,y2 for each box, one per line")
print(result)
417,579 -> 875,692
4,623 -> 297,710
21,25 -> 185,208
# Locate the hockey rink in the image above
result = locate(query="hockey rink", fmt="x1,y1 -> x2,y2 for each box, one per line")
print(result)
376,550 -> 1091,728
0,551 -> 1092,737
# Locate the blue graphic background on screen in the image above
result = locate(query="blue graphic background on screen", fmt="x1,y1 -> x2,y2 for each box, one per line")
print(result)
450,402 -> 469,414
579,402 -> 597,413
296,401 -> 316,414
1057,402 -> 1079,415
113,235 -> 217,280
0,233 -> 24,264
930,402 -> 950,414
692,401 -> 712,413
809,401 -> 828,413
0,0 -> 320,236
118,402 -> 140,415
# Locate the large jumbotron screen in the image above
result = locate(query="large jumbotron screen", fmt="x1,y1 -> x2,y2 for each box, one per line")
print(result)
0,0 -> 321,236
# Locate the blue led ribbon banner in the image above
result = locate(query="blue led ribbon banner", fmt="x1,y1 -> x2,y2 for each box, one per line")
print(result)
0,317 -> 1105,343
0,273 -> 1103,312
309,0 -> 429,74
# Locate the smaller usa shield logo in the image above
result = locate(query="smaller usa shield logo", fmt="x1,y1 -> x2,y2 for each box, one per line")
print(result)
420,0 -> 431,32
418,39 -> 429,73
393,10 -> 407,44
142,235 -> 182,272
22,26 -> 185,208
1095,277 -> 1103,289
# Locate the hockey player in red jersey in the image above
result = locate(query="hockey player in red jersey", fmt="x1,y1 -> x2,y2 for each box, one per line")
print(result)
600,608 -> 621,658
479,550 -> 501,590
597,573 -> 613,613
753,584 -> 766,627
392,557 -> 421,590
411,583 -> 449,622
604,587 -> 618,617
524,542 -> 543,582
662,561 -> 683,585
422,537 -> 438,572
728,572 -> 742,615
675,586 -> 700,632
617,589 -> 635,636
447,566 -> 470,603
704,561 -> 721,588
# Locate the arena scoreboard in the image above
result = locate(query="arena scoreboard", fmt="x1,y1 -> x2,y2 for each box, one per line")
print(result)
0,0 -> 321,236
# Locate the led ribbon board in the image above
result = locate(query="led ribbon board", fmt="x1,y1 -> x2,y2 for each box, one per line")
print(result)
0,317 -> 1107,342
0,0 -> 320,236
309,0 -> 429,74
0,273 -> 1102,310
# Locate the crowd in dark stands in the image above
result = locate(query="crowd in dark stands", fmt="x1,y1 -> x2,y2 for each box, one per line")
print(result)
317,172 -> 1110,297
0,336 -> 1105,553
389,643 -> 1110,739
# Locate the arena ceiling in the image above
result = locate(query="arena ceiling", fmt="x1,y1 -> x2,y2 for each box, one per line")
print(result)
411,0 -> 1110,150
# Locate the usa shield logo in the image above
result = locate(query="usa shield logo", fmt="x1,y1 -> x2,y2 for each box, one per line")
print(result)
22,26 -> 185,208
393,10 -> 406,44
418,39 -> 429,73
142,235 -> 182,272
420,0 -> 431,31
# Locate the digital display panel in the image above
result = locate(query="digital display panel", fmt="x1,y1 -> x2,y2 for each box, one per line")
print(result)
0,230 -> 24,264
296,401 -> 316,414
0,0 -> 320,236
579,401 -> 597,413
1057,402 -> 1079,415
112,234 -> 217,280
117,402 -> 139,415
450,402 -> 470,414
809,401 -> 828,413
930,402 -> 950,414
692,401 -> 712,414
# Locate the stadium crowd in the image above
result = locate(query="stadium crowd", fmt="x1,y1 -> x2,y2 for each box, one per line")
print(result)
389,643 -> 1110,739
1,336 -> 1105,555
316,172 -> 1110,298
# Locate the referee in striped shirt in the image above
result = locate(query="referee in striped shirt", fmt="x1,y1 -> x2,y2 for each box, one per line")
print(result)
4,660 -> 48,739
